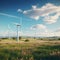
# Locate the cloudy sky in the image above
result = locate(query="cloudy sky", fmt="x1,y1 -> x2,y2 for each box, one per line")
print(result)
0,0 -> 60,37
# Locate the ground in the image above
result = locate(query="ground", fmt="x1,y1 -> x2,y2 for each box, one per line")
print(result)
0,38 -> 60,60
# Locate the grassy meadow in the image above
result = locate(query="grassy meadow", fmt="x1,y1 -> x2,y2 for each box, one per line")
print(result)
0,37 -> 60,60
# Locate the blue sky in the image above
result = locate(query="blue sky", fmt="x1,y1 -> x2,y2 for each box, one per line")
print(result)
0,0 -> 60,37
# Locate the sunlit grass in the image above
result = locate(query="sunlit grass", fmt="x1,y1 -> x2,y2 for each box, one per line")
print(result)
0,38 -> 60,60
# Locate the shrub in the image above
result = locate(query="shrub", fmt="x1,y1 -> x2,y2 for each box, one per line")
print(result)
12,37 -> 16,40
24,39 -> 29,42
19,37 -> 22,40
58,38 -> 60,40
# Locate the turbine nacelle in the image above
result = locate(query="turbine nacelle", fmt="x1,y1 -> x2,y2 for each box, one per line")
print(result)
13,23 -> 21,27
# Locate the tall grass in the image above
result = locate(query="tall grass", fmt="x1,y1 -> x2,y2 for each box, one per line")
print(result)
0,43 -> 60,60
0,39 -> 60,60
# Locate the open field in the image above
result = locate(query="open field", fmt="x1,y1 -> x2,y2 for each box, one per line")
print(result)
0,38 -> 60,60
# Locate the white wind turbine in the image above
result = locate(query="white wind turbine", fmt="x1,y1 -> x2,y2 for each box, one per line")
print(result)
13,23 -> 21,42
8,24 -> 11,39
8,24 -> 13,39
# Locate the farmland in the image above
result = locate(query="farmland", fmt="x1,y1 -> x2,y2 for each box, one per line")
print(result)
0,38 -> 60,60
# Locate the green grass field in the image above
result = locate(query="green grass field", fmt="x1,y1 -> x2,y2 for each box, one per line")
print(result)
0,38 -> 60,60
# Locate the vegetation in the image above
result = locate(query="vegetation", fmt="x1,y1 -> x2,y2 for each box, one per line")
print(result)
0,38 -> 60,60
58,38 -> 60,40
24,39 -> 29,42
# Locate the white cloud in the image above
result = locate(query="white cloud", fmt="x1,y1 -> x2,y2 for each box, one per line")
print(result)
54,28 -> 60,36
1,28 -> 60,37
30,16 -> 39,20
32,5 -> 37,10
0,13 -> 20,19
54,32 -> 60,36
43,13 -> 60,24
30,24 -> 47,30
29,24 -> 60,37
21,3 -> 60,24
0,30 -> 23,37
55,28 -> 60,32
17,9 -> 23,12
23,11 -> 27,14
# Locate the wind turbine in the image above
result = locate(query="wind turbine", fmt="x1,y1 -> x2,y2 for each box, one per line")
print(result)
13,23 -> 21,42
8,24 -> 11,39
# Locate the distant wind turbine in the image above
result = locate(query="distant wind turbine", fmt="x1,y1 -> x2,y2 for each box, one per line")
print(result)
8,24 -> 13,39
8,24 -> 11,39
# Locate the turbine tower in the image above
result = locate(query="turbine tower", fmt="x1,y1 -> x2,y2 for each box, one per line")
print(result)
14,23 -> 21,42
16,24 -> 20,42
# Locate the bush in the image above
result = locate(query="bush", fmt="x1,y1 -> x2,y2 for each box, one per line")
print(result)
12,37 -> 16,40
58,38 -> 60,40
1,38 -> 8,40
19,37 -> 22,40
24,39 -> 29,42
